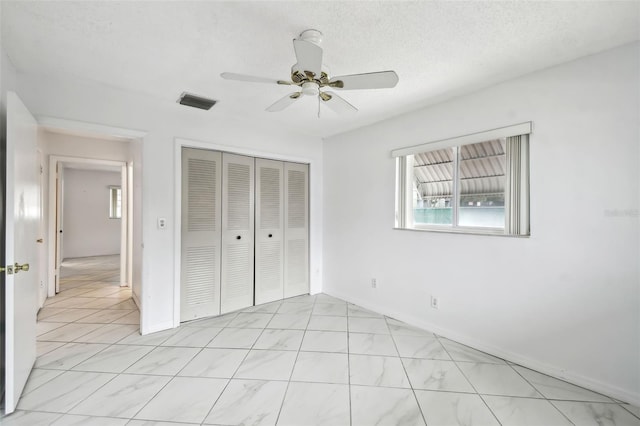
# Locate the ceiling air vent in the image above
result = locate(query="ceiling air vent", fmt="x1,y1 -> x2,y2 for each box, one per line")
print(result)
178,92 -> 217,110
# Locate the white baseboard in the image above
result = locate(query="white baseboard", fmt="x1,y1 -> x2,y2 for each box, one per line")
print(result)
325,289 -> 640,407
131,290 -> 141,310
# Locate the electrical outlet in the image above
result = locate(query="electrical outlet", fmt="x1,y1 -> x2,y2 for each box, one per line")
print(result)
430,295 -> 440,309
158,218 -> 167,229
371,278 -> 377,289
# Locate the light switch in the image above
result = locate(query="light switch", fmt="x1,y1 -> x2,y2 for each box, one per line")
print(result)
158,218 -> 167,229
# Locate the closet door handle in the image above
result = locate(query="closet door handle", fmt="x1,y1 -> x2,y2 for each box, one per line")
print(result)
236,235 -> 241,240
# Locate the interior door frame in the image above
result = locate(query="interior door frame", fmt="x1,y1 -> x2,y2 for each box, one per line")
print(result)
47,155 -> 130,295
173,138 -> 315,327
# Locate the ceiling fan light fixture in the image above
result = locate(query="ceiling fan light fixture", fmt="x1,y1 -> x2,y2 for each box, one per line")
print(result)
298,29 -> 323,46
301,82 -> 319,96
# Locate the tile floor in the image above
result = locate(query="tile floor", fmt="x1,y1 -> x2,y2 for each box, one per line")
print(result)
3,255 -> 640,425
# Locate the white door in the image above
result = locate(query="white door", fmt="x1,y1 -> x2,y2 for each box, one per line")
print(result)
255,159 -> 284,305
284,162 -> 309,298
221,153 -> 254,313
4,92 -> 40,414
180,148 -> 222,321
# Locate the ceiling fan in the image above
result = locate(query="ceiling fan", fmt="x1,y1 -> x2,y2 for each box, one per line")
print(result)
221,29 -> 399,114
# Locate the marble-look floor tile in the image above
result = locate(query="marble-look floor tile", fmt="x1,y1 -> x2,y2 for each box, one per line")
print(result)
203,379 -> 288,425
178,348 -> 248,378
45,297 -> 96,309
284,294 -> 316,303
457,363 -> 541,398
71,344 -> 153,373
50,414 -> 129,425
307,315 -> 348,331
135,377 -> 227,423
313,303 -> 347,316
622,404 -> 640,418
242,301 -> 282,313
127,421 -> 196,426
415,390 -> 500,426
484,395 -> 573,426
207,327 -> 263,349
159,326 -> 222,347
301,330 -> 348,353
116,328 -> 177,346
253,329 -> 304,351
36,321 -> 66,336
349,332 -> 397,356
77,298 -> 124,309
314,294 -> 346,305
44,309 -> 101,323
277,382 -> 350,426
348,317 -> 390,334
277,302 -> 313,315
349,354 -> 410,388
348,304 -> 384,318
0,410 -> 63,426
183,313 -> 237,328
125,346 -> 200,375
37,307 -> 70,320
73,309 -> 132,324
351,385 -> 425,426
403,358 -> 475,392
16,371 -> 116,413
393,335 -> 450,359
35,342 -> 109,370
107,299 -> 138,310
266,313 -> 310,330
513,365 -> 614,402
111,310 -> 140,324
79,286 -> 124,297
386,318 -> 434,337
38,323 -> 104,342
291,351 -> 349,384
73,324 -> 138,344
22,369 -> 65,395
227,313 -> 274,328
36,341 -> 65,357
552,401 -> 640,426
234,349 -> 297,380
439,338 -> 506,364
69,374 -> 170,418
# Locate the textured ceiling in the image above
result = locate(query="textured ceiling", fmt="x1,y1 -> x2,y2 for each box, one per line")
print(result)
2,1 -> 638,138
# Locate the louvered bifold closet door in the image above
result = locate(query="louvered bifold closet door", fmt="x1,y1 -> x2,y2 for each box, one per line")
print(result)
255,159 -> 284,305
284,162 -> 309,298
181,148 -> 222,321
221,153 -> 255,313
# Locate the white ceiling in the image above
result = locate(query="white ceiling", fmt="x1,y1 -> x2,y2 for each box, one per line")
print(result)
2,1 -> 638,138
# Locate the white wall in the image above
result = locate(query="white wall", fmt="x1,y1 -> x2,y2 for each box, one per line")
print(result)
323,43 -> 640,404
61,169 -> 121,259
16,73 -> 323,335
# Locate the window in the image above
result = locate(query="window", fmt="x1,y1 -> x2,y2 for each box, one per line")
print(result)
109,186 -> 122,219
394,123 -> 530,236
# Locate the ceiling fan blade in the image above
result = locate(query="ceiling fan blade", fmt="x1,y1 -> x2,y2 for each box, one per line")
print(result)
320,91 -> 358,114
293,39 -> 323,79
329,70 -> 399,90
266,92 -> 301,112
221,72 -> 291,85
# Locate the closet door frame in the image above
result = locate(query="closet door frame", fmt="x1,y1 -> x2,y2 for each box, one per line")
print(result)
173,139 -> 313,328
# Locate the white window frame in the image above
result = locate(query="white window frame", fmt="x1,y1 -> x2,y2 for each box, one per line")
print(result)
393,122 -> 531,237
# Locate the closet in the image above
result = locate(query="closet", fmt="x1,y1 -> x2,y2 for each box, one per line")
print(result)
180,148 -> 309,322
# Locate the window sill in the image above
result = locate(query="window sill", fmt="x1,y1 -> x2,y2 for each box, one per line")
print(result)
393,226 -> 530,238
